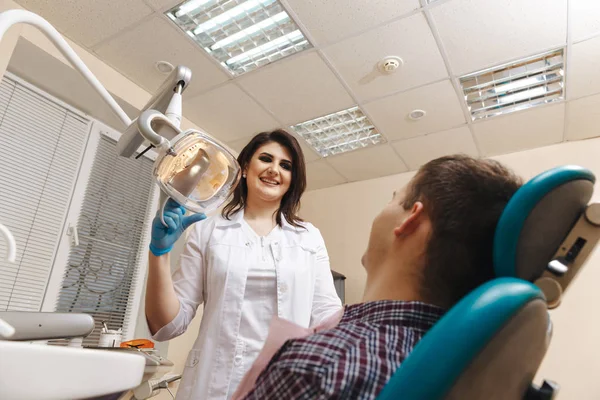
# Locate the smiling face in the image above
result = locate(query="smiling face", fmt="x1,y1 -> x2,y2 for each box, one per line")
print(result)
244,141 -> 293,205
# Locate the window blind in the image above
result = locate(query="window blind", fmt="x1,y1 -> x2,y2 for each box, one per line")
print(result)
55,135 -> 155,346
0,75 -> 89,312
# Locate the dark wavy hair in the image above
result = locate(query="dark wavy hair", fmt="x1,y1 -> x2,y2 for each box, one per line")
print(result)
222,129 -> 307,228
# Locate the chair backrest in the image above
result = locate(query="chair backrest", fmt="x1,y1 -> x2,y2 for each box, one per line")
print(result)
377,279 -> 548,399
377,165 -> 599,400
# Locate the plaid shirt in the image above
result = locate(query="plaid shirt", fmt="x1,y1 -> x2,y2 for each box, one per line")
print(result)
241,300 -> 445,400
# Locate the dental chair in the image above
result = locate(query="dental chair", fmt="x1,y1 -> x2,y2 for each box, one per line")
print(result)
377,165 -> 600,400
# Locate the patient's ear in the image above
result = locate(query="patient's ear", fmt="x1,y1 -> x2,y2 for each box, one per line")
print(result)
394,202 -> 424,237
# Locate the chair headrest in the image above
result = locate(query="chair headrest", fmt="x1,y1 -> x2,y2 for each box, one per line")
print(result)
376,278 -> 546,400
493,166 -> 595,281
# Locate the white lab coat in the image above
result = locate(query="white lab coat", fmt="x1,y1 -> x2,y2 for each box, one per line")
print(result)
151,209 -> 342,400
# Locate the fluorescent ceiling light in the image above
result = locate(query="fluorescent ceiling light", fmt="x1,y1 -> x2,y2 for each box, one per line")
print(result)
166,0 -> 311,75
459,48 -> 565,121
226,30 -> 304,65
192,0 -> 271,35
174,0 -> 212,17
211,11 -> 288,50
291,107 -> 385,157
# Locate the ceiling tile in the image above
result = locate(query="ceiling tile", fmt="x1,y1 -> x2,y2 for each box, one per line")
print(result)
569,36 -> 600,100
306,160 -> 346,191
95,16 -> 229,96
143,0 -> 181,11
392,126 -> 479,170
362,80 -> 465,141
183,84 -> 279,143
237,51 -> 354,125
225,132 -> 322,162
224,136 -> 249,156
326,145 -> 407,182
16,0 -> 154,48
566,94 -> 600,141
472,103 -> 565,157
285,0 -> 420,46
322,13 -> 447,102
431,0 -> 567,76
571,0 -> 600,42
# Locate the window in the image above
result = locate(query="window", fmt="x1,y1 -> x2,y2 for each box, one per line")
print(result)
0,73 -> 158,346
54,135 -> 156,346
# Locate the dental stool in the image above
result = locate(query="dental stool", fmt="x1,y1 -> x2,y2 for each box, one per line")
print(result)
377,166 -> 600,400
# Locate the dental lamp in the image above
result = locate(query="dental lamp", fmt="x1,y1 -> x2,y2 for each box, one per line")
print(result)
0,9 -> 240,228
0,9 -> 240,339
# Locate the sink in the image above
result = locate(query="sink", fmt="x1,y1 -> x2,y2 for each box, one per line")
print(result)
0,341 -> 146,400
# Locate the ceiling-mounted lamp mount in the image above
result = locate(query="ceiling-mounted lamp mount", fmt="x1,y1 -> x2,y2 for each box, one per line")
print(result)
155,60 -> 175,75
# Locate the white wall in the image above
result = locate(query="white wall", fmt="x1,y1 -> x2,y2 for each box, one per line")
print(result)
300,137 -> 600,399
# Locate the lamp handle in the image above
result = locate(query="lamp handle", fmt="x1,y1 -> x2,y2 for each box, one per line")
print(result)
137,109 -> 183,152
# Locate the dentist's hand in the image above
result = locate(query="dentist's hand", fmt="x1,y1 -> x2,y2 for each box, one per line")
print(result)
149,199 -> 206,256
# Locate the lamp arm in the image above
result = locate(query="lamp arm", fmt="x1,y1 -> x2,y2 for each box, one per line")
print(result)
0,9 -> 132,127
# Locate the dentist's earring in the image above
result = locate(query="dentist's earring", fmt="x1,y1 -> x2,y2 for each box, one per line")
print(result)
242,173 -> 247,178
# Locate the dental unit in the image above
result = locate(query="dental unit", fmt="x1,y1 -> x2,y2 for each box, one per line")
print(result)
0,8 -> 240,400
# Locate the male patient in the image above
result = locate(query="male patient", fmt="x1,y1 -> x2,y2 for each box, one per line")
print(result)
236,155 -> 523,400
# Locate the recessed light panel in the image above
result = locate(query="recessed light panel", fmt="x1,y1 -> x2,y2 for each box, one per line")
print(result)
291,107 -> 385,157
166,0 -> 311,75
459,49 -> 565,121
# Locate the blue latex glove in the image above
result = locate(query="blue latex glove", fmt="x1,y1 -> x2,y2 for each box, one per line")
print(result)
149,198 -> 206,256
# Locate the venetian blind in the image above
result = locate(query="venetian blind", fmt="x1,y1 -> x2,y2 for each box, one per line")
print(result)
0,75 -> 89,312
54,135 -> 155,346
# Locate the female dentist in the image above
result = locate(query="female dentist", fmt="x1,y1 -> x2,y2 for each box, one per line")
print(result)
145,129 -> 342,400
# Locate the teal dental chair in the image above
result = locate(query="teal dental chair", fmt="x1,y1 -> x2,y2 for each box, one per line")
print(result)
378,165 -> 600,400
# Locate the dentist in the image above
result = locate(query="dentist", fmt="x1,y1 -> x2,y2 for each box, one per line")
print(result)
144,129 -> 342,400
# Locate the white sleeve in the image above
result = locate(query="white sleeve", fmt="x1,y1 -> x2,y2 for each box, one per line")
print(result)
151,222 -> 207,341
309,227 -> 343,327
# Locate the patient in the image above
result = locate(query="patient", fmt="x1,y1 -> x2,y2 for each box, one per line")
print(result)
234,155 -> 523,400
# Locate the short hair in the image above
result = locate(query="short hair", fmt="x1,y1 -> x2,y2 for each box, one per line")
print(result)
403,155 -> 523,308
222,129 -> 307,227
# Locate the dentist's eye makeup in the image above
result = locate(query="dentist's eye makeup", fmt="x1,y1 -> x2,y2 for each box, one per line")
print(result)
259,153 -> 273,163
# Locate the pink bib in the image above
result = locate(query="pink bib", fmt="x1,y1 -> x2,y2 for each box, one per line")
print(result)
232,309 -> 344,400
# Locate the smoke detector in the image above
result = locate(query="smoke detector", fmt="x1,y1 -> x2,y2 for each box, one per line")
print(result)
155,60 -> 174,74
408,109 -> 426,120
377,56 -> 403,74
